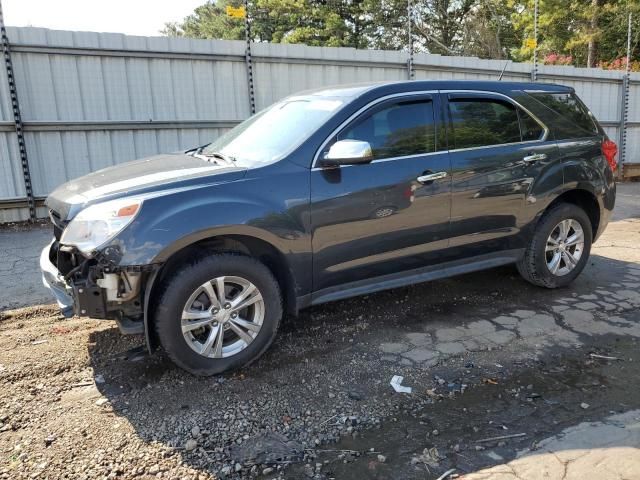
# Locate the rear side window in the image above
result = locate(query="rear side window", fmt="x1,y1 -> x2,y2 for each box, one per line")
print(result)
449,99 -> 521,149
338,100 -> 435,159
529,92 -> 598,139
520,110 -> 545,141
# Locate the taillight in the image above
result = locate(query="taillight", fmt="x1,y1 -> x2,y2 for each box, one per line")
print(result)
602,139 -> 618,171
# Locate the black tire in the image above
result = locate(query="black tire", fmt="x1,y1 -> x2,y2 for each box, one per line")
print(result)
517,203 -> 593,288
154,254 -> 282,376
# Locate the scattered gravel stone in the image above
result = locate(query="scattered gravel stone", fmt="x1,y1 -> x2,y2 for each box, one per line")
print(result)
231,432 -> 304,465
348,390 -> 364,401
304,463 -> 314,477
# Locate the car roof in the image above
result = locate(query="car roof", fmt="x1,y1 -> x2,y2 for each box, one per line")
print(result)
296,80 -> 573,101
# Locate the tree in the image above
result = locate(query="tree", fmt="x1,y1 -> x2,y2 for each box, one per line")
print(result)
162,0 -> 246,41
509,0 -> 638,67
163,0 -> 639,67
164,0 -> 486,53
459,0 -> 519,58
410,0 -> 476,55
163,0 -> 391,49
597,1 -> 640,67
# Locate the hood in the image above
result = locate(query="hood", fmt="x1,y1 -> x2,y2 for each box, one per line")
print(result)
46,153 -> 246,220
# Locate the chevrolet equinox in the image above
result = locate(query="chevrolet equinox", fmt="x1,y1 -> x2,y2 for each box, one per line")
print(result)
41,81 -> 617,375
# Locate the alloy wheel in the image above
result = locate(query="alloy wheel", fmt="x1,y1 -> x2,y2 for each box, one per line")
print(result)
181,276 -> 264,358
545,219 -> 585,276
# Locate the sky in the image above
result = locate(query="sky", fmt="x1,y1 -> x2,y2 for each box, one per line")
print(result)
2,0 -> 206,37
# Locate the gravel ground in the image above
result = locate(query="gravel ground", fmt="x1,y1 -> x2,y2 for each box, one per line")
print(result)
0,182 -> 639,480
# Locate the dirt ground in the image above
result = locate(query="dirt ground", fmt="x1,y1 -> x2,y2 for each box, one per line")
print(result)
0,182 -> 639,480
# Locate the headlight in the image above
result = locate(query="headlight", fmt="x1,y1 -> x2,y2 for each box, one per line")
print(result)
60,197 -> 143,255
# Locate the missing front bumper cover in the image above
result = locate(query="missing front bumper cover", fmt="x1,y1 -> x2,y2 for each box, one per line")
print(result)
41,240 -> 111,319
41,240 -> 151,325
40,241 -> 74,318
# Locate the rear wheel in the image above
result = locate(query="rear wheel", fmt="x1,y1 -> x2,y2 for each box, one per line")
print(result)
517,203 -> 593,288
154,254 -> 282,376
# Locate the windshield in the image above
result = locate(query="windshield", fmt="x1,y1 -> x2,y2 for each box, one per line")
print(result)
203,96 -> 345,164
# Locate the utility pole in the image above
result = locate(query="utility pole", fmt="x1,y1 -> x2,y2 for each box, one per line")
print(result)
531,0 -> 539,82
407,0 -> 415,80
619,12 -> 632,173
244,0 -> 256,114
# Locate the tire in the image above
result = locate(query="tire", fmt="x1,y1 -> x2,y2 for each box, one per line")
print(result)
154,253 -> 282,376
517,203 -> 593,288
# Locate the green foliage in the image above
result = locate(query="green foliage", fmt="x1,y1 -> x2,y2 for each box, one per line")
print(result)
509,0 -> 639,67
163,0 -> 246,41
163,0 -> 639,67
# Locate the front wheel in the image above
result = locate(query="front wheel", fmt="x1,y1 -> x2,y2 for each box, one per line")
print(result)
154,254 -> 282,376
517,203 -> 593,288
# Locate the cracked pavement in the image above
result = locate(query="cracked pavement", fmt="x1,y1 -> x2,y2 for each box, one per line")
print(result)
464,410 -> 640,480
0,222 -> 51,311
378,263 -> 640,369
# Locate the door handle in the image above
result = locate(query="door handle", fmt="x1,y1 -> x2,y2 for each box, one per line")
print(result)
522,153 -> 547,164
417,171 -> 448,183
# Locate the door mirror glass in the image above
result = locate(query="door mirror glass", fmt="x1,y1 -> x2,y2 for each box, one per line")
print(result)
322,140 -> 373,166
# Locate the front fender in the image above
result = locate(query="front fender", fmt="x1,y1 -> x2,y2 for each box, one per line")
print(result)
105,173 -> 310,263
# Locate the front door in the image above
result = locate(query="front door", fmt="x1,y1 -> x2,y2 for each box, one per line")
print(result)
310,93 -> 451,297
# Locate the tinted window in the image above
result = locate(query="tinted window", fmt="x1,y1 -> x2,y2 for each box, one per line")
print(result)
338,100 -> 435,159
520,110 -> 545,141
529,93 -> 598,139
449,99 -> 520,149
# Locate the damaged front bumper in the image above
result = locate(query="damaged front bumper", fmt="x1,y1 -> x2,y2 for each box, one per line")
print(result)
40,239 -> 153,335
40,240 -> 108,319
40,240 -> 75,318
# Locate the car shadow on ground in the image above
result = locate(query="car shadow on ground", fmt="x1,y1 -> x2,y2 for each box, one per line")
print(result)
84,250 -> 640,478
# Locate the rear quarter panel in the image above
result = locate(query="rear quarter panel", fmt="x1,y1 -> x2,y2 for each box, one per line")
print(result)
513,91 -> 615,240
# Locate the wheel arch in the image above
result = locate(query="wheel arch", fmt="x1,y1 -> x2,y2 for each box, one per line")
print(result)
143,233 -> 299,351
543,188 -> 601,238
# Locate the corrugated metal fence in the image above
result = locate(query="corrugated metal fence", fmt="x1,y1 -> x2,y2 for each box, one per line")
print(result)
1,27 -> 638,222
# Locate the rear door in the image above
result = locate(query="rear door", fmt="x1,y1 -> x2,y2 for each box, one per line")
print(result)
445,92 -> 560,255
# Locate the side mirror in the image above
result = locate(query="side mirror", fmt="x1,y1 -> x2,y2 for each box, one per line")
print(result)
321,140 -> 374,166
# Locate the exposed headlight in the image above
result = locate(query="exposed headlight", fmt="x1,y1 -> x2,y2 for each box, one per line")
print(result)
60,197 -> 143,255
